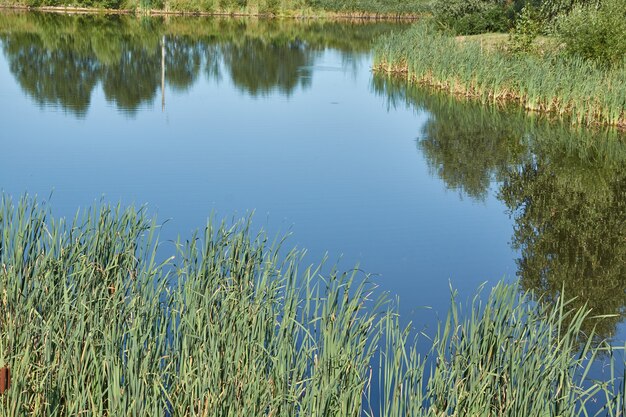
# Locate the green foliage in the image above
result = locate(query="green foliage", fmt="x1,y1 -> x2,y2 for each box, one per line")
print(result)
426,284 -> 607,416
0,196 -> 381,416
307,0 -> 426,14
165,0 -> 217,12
508,4 -> 543,53
430,0 -> 522,35
380,285 -> 626,417
538,0 -> 601,20
0,195 -> 625,416
11,0 -> 125,9
374,21 -> 626,127
556,0 -> 626,67
0,0 -> 427,14
138,0 -> 164,10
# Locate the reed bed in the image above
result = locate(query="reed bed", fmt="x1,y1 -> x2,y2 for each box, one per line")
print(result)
372,74 -> 626,165
0,195 -> 624,416
373,23 -> 626,129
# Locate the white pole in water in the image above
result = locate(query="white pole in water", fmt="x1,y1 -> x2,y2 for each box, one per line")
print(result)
161,35 -> 165,112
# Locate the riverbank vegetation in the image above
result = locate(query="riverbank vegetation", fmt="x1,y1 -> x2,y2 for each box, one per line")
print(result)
0,195 -> 625,416
0,0 -> 427,18
374,0 -> 626,128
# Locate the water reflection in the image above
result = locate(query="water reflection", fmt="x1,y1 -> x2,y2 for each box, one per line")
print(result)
2,10 -> 623,341
0,12 -> 401,114
418,99 -> 527,201
374,76 -> 626,339
502,148 -> 626,339
3,32 -> 99,115
223,38 -> 314,96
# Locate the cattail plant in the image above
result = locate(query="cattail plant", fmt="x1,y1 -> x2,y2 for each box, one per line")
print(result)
0,194 -> 624,416
373,22 -> 626,129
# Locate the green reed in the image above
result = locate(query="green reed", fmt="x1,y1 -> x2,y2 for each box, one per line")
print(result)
0,194 -> 624,416
376,283 -> 626,417
373,22 -> 626,129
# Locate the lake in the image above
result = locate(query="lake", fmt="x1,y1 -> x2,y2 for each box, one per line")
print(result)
0,11 -> 624,345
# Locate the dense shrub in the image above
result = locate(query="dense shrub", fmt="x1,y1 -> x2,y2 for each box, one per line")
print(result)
308,0 -> 426,13
430,0 -> 528,35
15,0 -> 125,8
508,4 -> 543,53
556,0 -> 626,67
539,0 -> 601,19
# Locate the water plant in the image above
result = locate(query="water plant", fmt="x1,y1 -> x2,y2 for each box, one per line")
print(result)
0,194 -> 624,416
373,22 -> 626,128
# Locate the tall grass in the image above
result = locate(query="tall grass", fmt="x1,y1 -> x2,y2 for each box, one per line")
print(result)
378,284 -> 626,417
373,22 -> 626,129
0,195 -> 624,416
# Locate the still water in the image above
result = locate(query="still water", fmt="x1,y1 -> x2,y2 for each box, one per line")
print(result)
0,12 -> 624,342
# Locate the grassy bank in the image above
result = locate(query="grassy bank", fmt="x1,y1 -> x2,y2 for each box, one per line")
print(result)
0,5 -> 422,19
0,0 -> 427,18
0,11 -> 408,50
0,195 -> 625,416
373,23 -> 626,129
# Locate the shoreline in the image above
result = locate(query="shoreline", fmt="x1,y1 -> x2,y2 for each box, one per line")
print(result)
371,22 -> 625,132
0,4 -> 423,20
2,6 -> 622,131
373,63 -> 626,131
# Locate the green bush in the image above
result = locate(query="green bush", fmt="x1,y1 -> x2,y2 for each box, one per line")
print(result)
556,0 -> 626,66
98,0 -> 125,9
509,4 -> 543,53
430,0 -> 523,35
539,0 -> 601,20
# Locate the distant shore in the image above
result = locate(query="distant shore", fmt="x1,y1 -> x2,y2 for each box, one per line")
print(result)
0,4 -> 423,19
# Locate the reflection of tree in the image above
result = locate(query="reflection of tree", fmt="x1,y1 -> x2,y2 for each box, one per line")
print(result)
101,42 -> 161,112
204,43 -> 222,82
374,74 -> 626,340
2,33 -> 99,116
0,12 -> 402,115
223,38 -> 314,97
373,77 -> 527,200
500,151 -> 626,339
165,37 -> 202,92
419,112 -> 523,200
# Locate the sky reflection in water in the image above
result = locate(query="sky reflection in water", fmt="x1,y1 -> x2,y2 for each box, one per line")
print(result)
0,12 -> 624,344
